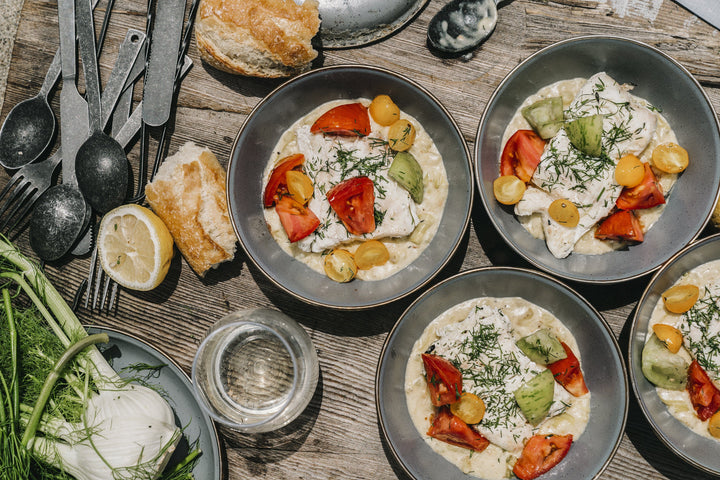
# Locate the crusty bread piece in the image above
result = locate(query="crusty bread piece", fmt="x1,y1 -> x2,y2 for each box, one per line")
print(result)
146,142 -> 237,277
195,0 -> 320,78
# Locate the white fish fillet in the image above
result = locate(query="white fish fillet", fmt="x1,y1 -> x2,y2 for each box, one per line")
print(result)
515,72 -> 657,258
294,125 -> 419,253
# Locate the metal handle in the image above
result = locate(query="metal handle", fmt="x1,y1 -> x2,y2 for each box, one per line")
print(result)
74,0 -> 102,132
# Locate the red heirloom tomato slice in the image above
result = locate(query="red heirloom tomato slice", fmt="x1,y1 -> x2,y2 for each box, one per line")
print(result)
500,130 -> 546,183
427,406 -> 490,453
547,342 -> 589,397
310,103 -> 371,137
326,176 -> 376,235
594,210 -> 644,242
275,196 -> 320,243
421,353 -> 463,406
263,153 -> 305,208
687,360 -> 720,421
616,163 -> 665,210
513,434 -> 573,480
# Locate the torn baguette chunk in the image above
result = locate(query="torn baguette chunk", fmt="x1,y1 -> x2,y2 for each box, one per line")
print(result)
146,142 -> 237,277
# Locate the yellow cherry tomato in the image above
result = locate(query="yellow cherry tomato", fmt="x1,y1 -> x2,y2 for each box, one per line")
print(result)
615,154 -> 645,187
493,175 -> 526,205
652,142 -> 689,173
709,410 -> 720,438
369,95 -> 400,126
354,240 -> 390,270
323,249 -> 357,283
548,199 -> 580,228
652,323 -> 684,354
662,284 -> 700,314
286,170 -> 314,205
450,392 -> 486,424
388,119 -> 416,152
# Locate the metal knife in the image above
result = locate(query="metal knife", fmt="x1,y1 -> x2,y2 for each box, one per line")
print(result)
57,0 -> 89,187
142,0 -> 186,127
674,0 -> 720,30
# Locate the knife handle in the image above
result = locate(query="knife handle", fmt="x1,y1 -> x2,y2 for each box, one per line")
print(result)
75,0 -> 102,132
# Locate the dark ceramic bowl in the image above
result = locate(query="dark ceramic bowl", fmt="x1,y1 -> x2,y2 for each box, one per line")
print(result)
629,233 -> 720,475
376,267 -> 627,479
475,36 -> 720,283
227,65 -> 473,309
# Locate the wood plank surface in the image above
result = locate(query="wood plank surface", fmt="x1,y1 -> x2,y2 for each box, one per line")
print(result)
2,0 -> 720,479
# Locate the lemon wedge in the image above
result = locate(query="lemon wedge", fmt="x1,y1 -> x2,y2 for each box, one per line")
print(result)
98,204 -> 174,291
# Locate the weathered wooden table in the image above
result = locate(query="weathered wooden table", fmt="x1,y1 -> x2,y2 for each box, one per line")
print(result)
2,0 -> 720,478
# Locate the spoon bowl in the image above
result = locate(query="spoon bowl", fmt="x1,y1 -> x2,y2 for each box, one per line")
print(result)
0,94 -> 56,169
427,0 -> 498,54
29,184 -> 89,261
76,131 -> 129,213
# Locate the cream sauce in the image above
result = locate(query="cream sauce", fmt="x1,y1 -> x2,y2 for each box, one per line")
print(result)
405,297 -> 590,478
263,99 -> 449,281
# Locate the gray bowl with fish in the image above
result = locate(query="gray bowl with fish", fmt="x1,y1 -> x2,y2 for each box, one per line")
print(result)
475,35 -> 720,283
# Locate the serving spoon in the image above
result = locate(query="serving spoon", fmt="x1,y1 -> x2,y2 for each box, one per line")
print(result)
427,0 -> 502,54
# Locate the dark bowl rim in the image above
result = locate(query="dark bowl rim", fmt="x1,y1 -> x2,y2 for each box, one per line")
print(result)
226,64 -> 474,310
375,265 -> 629,479
628,232 -> 720,475
473,34 -> 720,285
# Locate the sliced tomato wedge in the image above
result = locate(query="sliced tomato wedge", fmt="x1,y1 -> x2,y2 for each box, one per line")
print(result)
326,176 -> 375,235
616,163 -> 665,210
310,103 -> 371,137
513,434 -> 573,480
427,406 -> 490,453
547,342 -> 589,397
687,360 -> 720,421
275,196 -> 320,243
594,210 -> 644,242
421,353 -> 463,406
500,130 -> 546,183
263,153 -> 305,208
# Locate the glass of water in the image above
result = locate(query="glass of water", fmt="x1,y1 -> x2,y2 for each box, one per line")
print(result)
192,308 -> 319,432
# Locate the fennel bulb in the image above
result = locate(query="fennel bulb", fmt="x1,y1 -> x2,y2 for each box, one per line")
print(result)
0,237 -> 196,479
32,385 -> 180,480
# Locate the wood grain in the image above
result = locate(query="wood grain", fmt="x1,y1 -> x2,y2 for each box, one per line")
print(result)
2,0 -> 720,479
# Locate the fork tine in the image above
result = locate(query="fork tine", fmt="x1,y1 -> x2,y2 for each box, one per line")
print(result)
2,191 -> 40,235
85,245 -> 99,309
102,280 -> 119,312
0,176 -> 28,220
0,173 -> 22,201
0,184 -> 37,233
92,267 -> 104,310
100,275 -> 113,311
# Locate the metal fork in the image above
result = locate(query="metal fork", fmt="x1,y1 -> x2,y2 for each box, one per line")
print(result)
0,152 -> 62,234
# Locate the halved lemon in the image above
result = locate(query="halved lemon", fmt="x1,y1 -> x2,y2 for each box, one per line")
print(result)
98,204 -> 174,291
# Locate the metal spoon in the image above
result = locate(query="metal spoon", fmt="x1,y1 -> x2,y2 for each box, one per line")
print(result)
427,0 -> 501,54
0,56 -> 58,169
74,0 -> 128,214
0,0 -> 105,170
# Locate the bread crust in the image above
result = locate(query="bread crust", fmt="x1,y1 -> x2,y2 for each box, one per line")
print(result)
196,0 -> 320,78
146,143 -> 237,277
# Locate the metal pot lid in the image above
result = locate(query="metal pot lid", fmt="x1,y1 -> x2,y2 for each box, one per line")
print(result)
315,0 -> 428,48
